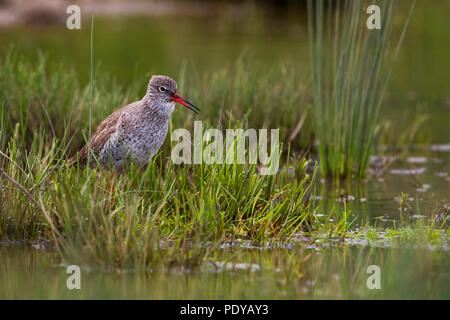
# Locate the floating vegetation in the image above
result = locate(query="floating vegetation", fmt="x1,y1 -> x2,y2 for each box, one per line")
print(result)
390,167 -> 426,175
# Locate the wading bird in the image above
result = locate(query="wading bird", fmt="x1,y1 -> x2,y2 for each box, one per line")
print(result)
68,75 -> 199,172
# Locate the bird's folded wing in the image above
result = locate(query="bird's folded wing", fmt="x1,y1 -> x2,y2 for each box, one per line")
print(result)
67,110 -> 124,167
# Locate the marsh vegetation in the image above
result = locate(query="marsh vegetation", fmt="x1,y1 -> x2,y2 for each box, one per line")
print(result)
0,0 -> 449,299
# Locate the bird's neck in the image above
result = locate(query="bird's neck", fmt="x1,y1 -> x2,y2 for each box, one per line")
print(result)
142,96 -> 175,121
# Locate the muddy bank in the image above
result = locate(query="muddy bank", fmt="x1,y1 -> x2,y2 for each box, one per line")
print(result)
0,0 -> 226,28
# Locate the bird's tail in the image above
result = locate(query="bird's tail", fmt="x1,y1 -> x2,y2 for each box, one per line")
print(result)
66,155 -> 79,168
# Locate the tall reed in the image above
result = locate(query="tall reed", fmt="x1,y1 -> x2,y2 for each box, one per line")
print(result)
307,0 -> 416,180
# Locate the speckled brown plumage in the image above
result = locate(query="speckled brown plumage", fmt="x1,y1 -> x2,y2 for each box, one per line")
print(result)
67,75 -> 199,173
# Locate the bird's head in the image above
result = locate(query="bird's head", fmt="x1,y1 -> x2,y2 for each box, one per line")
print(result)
146,75 -> 200,115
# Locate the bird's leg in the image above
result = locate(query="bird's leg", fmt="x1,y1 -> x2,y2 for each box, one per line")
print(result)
131,165 -> 143,190
109,172 -> 115,205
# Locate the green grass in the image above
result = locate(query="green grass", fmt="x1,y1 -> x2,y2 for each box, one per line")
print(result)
307,0 -> 416,180
0,121 -> 317,269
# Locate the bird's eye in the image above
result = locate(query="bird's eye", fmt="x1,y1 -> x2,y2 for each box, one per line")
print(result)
159,86 -> 167,93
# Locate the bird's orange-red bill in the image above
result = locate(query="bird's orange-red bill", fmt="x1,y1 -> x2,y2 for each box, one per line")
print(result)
171,93 -> 200,114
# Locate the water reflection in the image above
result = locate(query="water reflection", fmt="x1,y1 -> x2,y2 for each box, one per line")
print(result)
1,243 -> 448,299
316,148 -> 449,223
